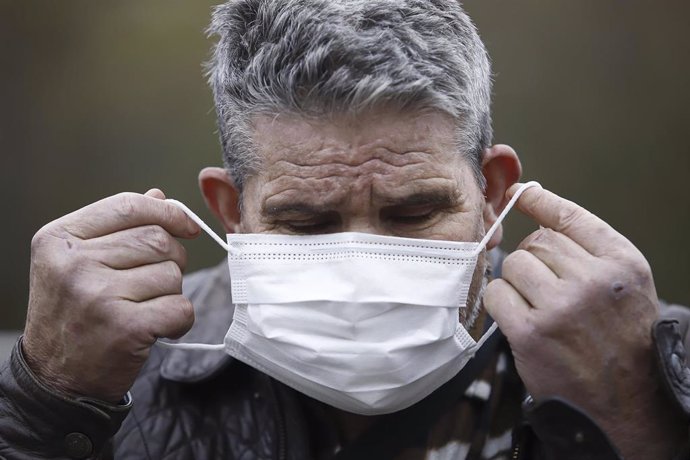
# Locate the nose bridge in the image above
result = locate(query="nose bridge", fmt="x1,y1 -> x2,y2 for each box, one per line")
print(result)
341,216 -> 386,235
339,174 -> 387,235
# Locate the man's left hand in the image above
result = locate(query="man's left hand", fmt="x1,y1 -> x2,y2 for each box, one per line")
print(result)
484,184 -> 685,459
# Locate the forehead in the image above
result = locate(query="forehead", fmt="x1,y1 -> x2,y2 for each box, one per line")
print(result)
251,109 -> 463,174
244,108 -> 478,214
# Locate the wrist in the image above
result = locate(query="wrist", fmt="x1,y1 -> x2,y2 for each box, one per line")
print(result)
596,373 -> 687,460
20,335 -> 124,404
523,396 -> 623,459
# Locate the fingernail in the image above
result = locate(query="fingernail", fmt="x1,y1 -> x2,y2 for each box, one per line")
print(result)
188,220 -> 201,235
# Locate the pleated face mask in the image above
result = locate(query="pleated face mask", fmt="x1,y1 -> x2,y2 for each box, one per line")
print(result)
159,181 -> 541,415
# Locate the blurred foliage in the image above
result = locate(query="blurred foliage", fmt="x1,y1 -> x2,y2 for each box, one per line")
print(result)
1,1 -> 688,329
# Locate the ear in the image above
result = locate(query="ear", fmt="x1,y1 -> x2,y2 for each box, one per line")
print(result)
198,167 -> 242,233
481,144 -> 522,250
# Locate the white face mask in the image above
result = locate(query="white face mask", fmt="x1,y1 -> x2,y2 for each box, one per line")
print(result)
159,181 -> 541,415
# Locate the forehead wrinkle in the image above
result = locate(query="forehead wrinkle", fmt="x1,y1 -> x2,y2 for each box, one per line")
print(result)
372,176 -> 462,203
261,176 -> 351,209
264,151 -> 436,185
268,144 -> 436,168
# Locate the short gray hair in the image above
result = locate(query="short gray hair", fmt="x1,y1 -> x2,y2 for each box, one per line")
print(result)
207,0 -> 493,190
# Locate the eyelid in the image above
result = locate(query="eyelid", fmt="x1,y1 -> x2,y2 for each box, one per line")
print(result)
390,204 -> 436,216
285,219 -> 328,227
276,212 -> 340,233
283,220 -> 337,235
382,202 -> 440,218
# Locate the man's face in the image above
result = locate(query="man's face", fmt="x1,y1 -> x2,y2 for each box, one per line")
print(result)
222,107 -> 491,332
240,108 -> 486,245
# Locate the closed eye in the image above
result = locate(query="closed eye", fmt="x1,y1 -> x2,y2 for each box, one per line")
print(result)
276,212 -> 340,235
384,205 -> 440,226
284,220 -> 335,234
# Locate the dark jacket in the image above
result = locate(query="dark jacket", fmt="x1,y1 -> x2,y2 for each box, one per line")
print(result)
1,250 -> 689,459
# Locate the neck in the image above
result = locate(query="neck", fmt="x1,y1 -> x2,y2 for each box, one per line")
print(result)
329,409 -> 378,444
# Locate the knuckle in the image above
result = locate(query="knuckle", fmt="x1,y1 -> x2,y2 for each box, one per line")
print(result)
556,205 -> 586,232
612,260 -> 654,300
30,226 -> 51,251
145,225 -> 171,255
31,223 -> 72,253
34,243 -> 88,287
533,228 -> 557,246
626,256 -> 653,282
177,244 -> 189,271
114,193 -> 140,221
517,229 -> 540,250
585,257 -> 654,305
521,228 -> 553,248
162,260 -> 183,286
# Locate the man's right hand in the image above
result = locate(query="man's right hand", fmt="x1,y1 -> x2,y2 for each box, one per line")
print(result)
22,189 -> 201,403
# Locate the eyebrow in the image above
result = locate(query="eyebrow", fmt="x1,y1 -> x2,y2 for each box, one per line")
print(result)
263,189 -> 462,218
263,202 -> 333,218
380,190 -> 461,208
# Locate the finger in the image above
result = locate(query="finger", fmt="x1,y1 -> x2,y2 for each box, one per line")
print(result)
145,188 -> 166,199
85,225 -> 187,271
137,294 -> 195,340
517,227 -> 593,278
59,192 -> 200,240
501,249 -> 562,308
484,278 -> 532,339
115,261 -> 182,302
507,184 -> 628,257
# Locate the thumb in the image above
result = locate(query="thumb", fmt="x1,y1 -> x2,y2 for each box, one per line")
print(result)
142,295 -> 195,340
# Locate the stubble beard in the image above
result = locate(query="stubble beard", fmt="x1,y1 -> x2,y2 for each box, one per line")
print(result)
459,250 -> 491,334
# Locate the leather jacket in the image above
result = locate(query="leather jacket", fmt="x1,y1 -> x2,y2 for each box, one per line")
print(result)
1,250 -> 689,459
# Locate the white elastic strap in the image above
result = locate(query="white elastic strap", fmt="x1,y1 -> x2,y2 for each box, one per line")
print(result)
473,181 -> 542,256
475,321 -> 499,350
156,340 -> 225,350
166,199 -> 230,252
155,199 -> 229,351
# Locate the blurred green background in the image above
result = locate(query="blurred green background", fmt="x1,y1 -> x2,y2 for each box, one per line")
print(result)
1,1 -> 688,330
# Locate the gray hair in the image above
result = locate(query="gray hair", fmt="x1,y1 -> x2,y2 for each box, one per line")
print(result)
207,0 -> 493,190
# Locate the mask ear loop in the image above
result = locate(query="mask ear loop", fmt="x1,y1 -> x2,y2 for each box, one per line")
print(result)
166,199 -> 231,252
155,199 -> 231,351
468,181 -> 542,349
472,181 -> 542,258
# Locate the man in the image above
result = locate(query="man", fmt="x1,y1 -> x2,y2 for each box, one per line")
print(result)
1,1 -> 688,459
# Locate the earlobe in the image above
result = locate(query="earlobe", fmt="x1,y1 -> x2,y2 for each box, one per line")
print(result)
481,144 -> 522,249
198,167 -> 242,233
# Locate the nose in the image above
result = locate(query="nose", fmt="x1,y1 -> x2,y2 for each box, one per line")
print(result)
340,216 -> 388,236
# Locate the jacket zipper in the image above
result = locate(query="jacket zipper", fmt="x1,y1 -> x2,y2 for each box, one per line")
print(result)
268,378 -> 288,460
511,443 -> 520,460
